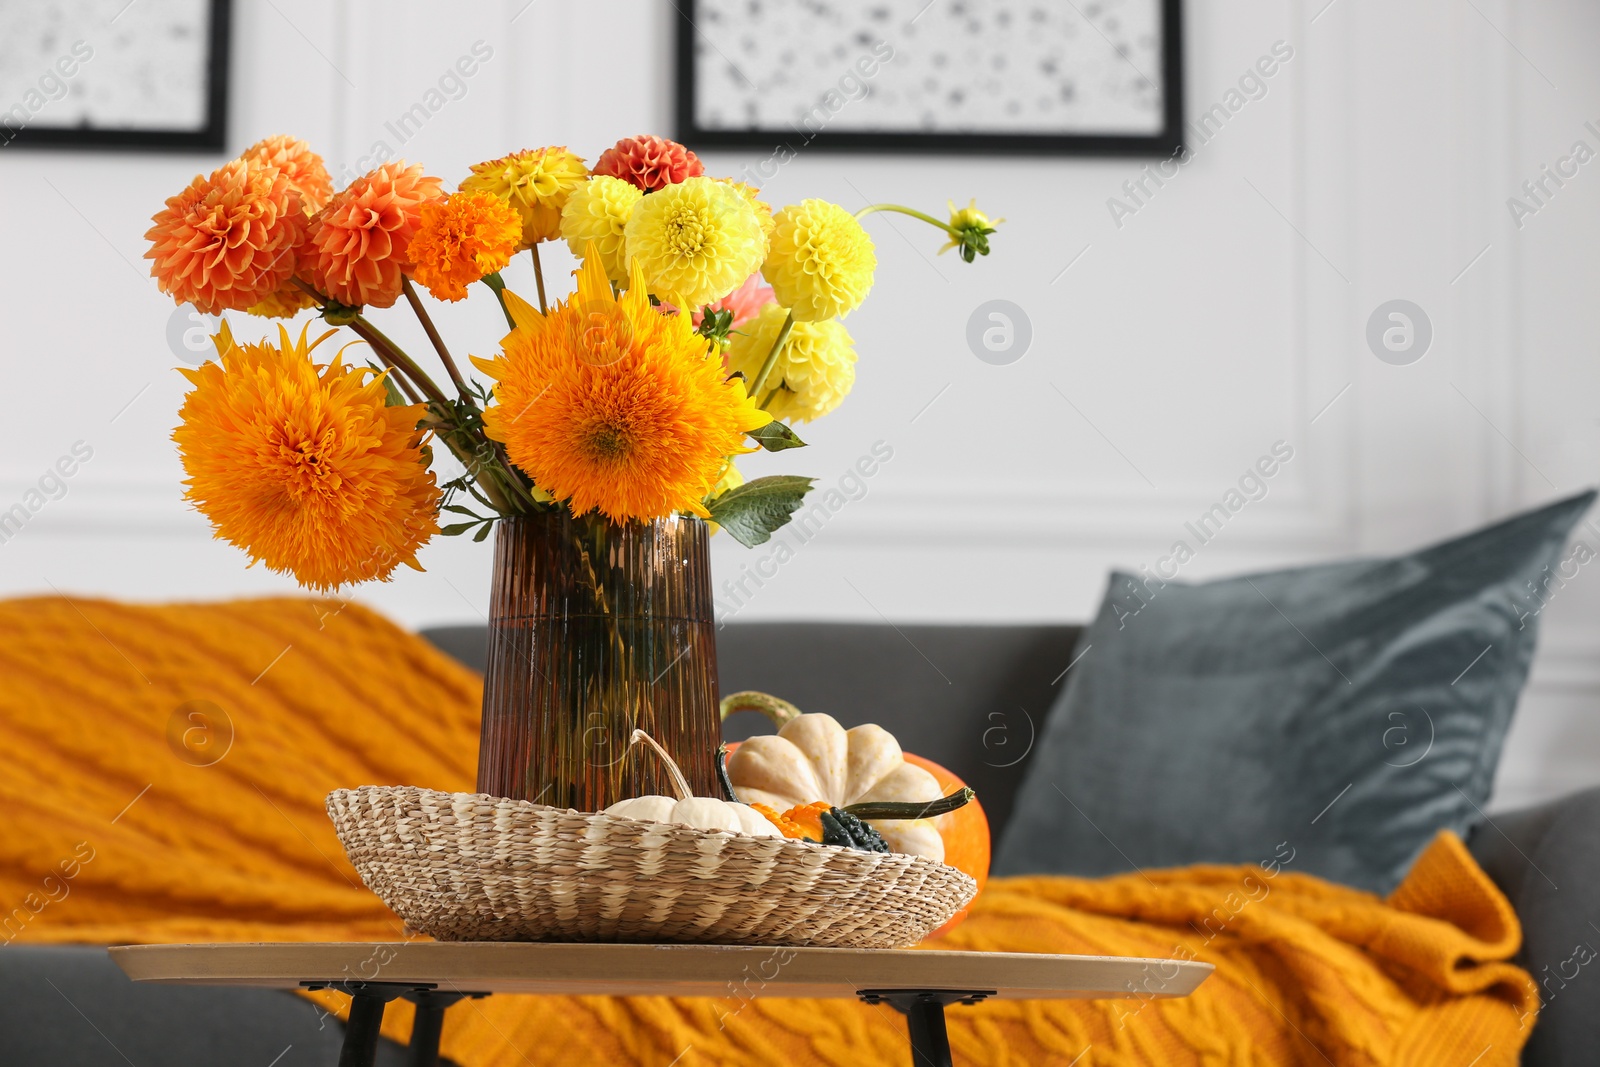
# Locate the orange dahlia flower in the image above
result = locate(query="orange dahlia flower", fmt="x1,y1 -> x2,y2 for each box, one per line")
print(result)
302,162 -> 443,309
240,134 -> 333,214
471,251 -> 771,524
592,135 -> 703,193
406,191 -> 523,302
145,159 -> 307,314
174,322 -> 439,591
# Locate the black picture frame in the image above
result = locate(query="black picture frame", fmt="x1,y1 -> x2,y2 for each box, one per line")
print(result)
675,0 -> 1183,158
2,0 -> 231,153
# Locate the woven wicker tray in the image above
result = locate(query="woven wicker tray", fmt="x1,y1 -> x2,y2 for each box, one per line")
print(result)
327,786 -> 977,948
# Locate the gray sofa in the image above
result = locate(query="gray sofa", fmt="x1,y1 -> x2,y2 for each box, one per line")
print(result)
3,622 -> 1593,1065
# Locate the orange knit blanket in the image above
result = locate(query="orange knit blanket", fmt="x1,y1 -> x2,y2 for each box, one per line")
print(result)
0,596 -> 1538,1065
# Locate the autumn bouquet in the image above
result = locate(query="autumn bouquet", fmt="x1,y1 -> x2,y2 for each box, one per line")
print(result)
145,133 -> 999,810
146,134 -> 999,588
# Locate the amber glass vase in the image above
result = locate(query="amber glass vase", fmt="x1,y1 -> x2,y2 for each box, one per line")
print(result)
475,509 -> 721,811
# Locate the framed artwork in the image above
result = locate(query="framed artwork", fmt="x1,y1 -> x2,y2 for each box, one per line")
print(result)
675,0 -> 1183,157
0,0 -> 230,151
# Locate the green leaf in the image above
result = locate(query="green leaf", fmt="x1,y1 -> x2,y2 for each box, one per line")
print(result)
747,420 -> 807,452
696,307 -> 735,348
708,475 -> 815,548
472,521 -> 494,542
442,504 -> 483,518
440,521 -> 483,537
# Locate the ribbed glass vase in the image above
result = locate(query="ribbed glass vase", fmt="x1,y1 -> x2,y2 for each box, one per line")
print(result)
475,509 -> 721,811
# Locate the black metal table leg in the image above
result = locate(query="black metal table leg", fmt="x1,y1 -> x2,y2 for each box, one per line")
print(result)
339,989 -> 395,1067
402,989 -> 481,1067
858,988 -> 996,1067
902,997 -> 953,1067
302,980 -> 488,1067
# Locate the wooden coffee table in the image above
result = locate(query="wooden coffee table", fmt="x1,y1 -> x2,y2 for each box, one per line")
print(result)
111,941 -> 1212,1067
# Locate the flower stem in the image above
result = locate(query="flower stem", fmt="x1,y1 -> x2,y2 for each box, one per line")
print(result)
348,315 -> 451,409
748,310 -> 795,403
529,244 -> 548,313
289,280 -> 528,516
480,272 -> 517,330
291,277 -> 426,402
402,277 -> 472,401
854,202 -> 957,237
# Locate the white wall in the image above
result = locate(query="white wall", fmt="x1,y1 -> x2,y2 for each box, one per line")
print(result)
0,0 -> 1596,810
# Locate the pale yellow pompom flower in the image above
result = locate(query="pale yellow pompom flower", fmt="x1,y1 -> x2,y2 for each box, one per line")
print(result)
460,147 -> 589,248
623,176 -> 767,311
726,303 -> 857,423
762,199 -> 876,322
560,175 -> 644,285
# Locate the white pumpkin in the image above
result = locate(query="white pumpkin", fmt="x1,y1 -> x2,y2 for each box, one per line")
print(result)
601,730 -> 780,838
726,712 -> 946,861
604,794 -> 779,837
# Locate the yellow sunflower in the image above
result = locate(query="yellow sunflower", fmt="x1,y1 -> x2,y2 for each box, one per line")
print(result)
726,302 -> 857,423
471,250 -> 772,523
174,323 -> 439,591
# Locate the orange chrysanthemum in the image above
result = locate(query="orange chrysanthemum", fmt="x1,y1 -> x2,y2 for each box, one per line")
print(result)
592,134 -> 704,193
145,159 -> 307,314
240,134 -> 333,214
472,250 -> 772,523
302,162 -> 443,309
406,191 -> 523,302
174,322 -> 440,591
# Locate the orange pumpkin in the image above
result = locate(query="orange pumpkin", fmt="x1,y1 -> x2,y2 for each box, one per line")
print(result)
721,691 -> 991,938
903,752 -> 989,937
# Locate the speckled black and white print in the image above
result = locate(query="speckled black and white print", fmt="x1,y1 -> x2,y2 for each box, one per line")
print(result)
0,0 -> 211,131
691,0 -> 1165,136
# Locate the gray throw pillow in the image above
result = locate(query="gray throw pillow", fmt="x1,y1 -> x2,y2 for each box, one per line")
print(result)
994,490 -> 1597,893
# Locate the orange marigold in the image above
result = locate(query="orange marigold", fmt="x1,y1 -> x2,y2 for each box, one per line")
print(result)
240,134 -> 333,213
302,162 -> 443,309
174,322 -> 440,591
145,158 -> 307,315
406,191 -> 523,302
592,134 -> 703,192
471,250 -> 771,524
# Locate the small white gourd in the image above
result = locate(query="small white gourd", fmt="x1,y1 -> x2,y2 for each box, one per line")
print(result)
726,710 -> 947,861
602,730 -> 780,838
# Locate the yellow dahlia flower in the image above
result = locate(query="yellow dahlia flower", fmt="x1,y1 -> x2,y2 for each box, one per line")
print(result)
471,251 -> 771,523
726,303 -> 856,423
559,175 -> 644,285
174,323 -> 439,592
460,147 -> 589,248
939,198 -> 1003,262
762,199 -> 876,322
623,176 -> 767,312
